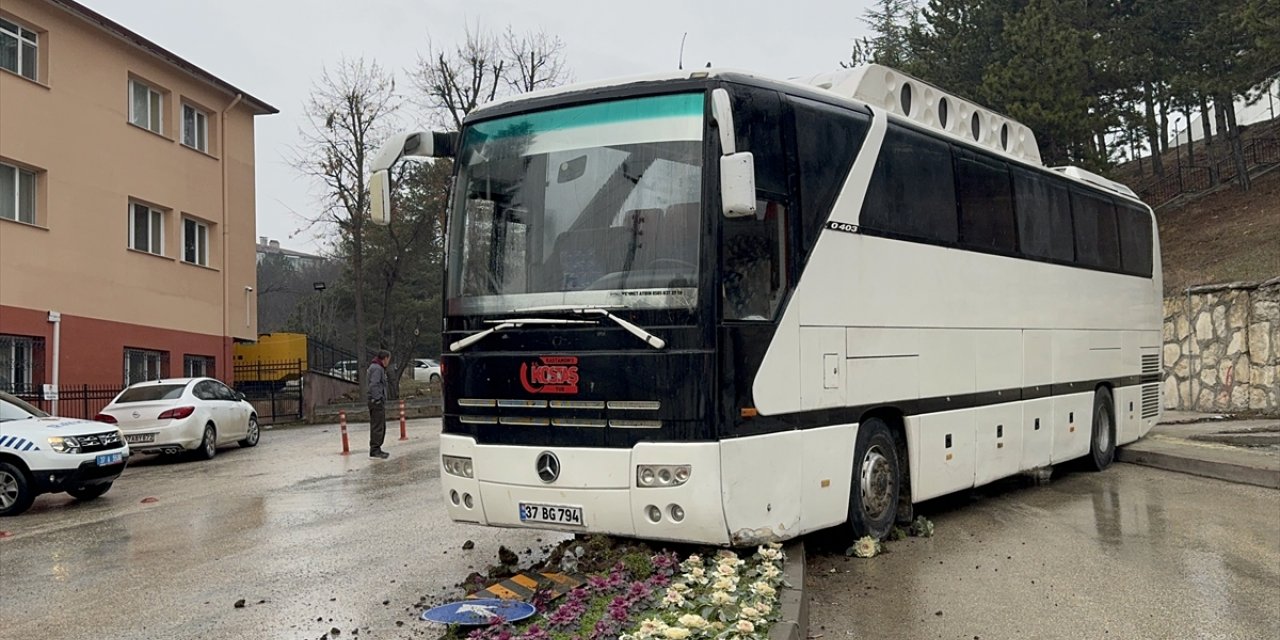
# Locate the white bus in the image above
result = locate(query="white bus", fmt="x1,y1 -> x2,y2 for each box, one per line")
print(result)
370,64 -> 1163,545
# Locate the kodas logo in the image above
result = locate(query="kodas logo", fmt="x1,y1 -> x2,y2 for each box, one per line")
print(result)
520,356 -> 579,394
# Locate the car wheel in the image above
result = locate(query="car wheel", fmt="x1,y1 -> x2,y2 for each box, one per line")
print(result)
0,461 -> 35,517
848,417 -> 901,540
429,373 -> 441,384
196,423 -> 218,461
239,415 -> 260,448
1088,387 -> 1117,471
67,482 -> 113,501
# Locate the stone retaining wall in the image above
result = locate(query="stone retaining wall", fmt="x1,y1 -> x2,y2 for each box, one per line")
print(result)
1162,277 -> 1280,414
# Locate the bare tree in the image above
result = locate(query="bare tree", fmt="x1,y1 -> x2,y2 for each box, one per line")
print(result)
411,22 -> 572,130
502,27 -> 572,93
293,57 -> 400,394
412,23 -> 505,131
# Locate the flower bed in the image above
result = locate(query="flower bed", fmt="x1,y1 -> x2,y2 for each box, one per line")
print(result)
452,543 -> 787,640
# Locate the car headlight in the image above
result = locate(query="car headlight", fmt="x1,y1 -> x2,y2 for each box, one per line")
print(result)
48,436 -> 82,454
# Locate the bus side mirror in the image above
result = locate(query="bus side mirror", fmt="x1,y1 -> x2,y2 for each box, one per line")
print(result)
370,170 -> 391,226
721,153 -> 757,218
711,87 -> 757,218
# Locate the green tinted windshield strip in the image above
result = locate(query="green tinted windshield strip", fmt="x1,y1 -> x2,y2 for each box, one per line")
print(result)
468,93 -> 705,142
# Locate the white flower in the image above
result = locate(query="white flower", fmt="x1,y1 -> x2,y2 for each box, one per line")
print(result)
760,564 -> 781,579
710,590 -> 735,606
713,576 -> 737,592
736,620 -> 756,633
663,628 -> 692,640
677,614 -> 709,630
663,588 -> 686,608
757,546 -> 782,561
689,566 -> 706,579
741,606 -> 762,619
671,582 -> 691,594
640,619 -> 668,634
757,601 -> 773,615
717,563 -> 738,577
850,535 -> 882,558
750,581 -> 776,598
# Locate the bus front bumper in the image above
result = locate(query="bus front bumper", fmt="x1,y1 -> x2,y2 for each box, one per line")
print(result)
439,434 -> 731,546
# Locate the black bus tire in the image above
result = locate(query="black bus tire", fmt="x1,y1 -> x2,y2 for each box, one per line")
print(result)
848,417 -> 901,540
1089,387 -> 1116,471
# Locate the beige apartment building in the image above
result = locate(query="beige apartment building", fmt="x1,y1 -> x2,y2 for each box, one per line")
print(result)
0,0 -> 276,406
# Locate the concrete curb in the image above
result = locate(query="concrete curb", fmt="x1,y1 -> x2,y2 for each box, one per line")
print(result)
770,541 -> 808,640
1117,442 -> 1280,490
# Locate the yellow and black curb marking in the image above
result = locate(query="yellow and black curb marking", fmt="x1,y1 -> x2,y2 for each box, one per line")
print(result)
467,571 -> 584,601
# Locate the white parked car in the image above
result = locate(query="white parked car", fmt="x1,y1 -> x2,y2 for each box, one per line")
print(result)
95,378 -> 259,460
0,391 -> 130,516
413,358 -> 441,383
329,360 -> 358,381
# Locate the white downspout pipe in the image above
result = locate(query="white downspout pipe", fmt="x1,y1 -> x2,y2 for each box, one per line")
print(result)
48,311 -> 61,415
222,93 -> 243,380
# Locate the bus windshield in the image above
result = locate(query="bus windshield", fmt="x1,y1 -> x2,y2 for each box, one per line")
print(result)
446,93 -> 705,316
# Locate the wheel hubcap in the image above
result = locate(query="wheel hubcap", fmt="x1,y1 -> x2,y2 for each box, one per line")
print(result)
206,428 -> 216,455
0,471 -> 18,509
249,420 -> 259,443
860,447 -> 895,520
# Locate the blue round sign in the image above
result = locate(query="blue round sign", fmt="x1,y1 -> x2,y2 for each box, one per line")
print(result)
421,598 -> 537,626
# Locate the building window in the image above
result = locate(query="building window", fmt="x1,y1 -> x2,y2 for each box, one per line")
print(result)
182,104 -> 209,152
184,355 -> 215,378
0,161 -> 36,224
0,18 -> 38,81
183,217 -> 209,265
124,348 -> 166,385
130,202 -> 165,255
0,335 -> 39,394
129,79 -> 164,134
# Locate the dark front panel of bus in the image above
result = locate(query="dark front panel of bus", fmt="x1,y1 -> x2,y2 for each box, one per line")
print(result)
441,335 -> 714,447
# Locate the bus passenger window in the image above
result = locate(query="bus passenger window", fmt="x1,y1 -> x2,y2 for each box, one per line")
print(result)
723,200 -> 789,321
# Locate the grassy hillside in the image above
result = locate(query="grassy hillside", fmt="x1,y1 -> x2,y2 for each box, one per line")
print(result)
1155,166 -> 1280,294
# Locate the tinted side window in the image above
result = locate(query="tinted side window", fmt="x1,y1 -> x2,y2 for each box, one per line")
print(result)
1116,204 -> 1154,277
193,381 -> 216,401
790,97 -> 870,254
955,150 -> 1016,253
860,126 -> 958,244
1012,169 -> 1074,262
729,85 -> 786,196
1071,191 -> 1120,270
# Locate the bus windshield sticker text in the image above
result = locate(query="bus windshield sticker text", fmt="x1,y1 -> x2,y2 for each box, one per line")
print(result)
520,356 -> 580,395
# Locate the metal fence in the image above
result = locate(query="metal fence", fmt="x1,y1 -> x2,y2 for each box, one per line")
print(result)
1141,136 -> 1280,208
307,338 -> 357,379
15,384 -> 124,420
233,359 -> 304,424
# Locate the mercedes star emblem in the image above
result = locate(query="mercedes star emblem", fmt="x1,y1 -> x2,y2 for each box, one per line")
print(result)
536,451 -> 560,483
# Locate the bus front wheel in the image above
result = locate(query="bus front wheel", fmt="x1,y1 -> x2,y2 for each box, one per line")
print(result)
848,417 -> 901,540
1088,388 -> 1116,471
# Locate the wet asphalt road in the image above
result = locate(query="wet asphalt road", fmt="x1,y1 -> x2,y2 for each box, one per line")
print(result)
0,419 -> 556,640
807,463 -> 1280,640
4,423 -> 1278,640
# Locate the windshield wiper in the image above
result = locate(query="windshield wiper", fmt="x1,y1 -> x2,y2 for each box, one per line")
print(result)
513,305 -> 666,350
449,318 -> 596,352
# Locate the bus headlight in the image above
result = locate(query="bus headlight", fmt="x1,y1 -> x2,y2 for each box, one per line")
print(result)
636,464 -> 691,487
443,455 -> 474,478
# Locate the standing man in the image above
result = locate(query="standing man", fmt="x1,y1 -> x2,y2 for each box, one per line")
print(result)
368,349 -> 391,459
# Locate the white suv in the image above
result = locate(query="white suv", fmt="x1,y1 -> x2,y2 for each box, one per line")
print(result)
0,392 -> 130,516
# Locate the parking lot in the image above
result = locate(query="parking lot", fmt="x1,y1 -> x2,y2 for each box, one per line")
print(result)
0,418 -> 549,640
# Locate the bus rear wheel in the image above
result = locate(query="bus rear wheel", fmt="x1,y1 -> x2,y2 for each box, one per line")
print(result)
848,417 -> 901,540
1088,387 -> 1116,471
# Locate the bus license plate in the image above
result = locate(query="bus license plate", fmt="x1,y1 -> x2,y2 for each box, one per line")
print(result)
518,503 -> 584,526
96,452 -> 123,466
